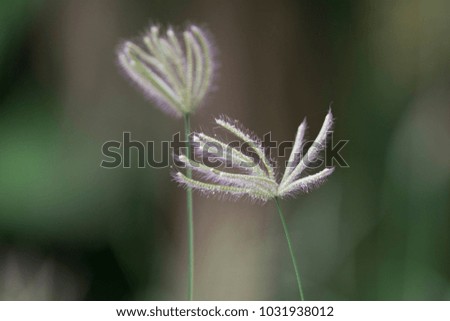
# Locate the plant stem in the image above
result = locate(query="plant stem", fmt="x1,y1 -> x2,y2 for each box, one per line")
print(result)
274,197 -> 305,300
183,113 -> 194,301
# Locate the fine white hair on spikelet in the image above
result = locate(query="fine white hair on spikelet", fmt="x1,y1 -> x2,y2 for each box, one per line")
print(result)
215,117 -> 275,180
173,110 -> 336,203
278,167 -> 335,196
280,109 -> 334,189
284,118 -> 307,178
176,154 -> 276,196
193,132 -> 256,165
117,24 -> 215,117
174,172 -> 271,202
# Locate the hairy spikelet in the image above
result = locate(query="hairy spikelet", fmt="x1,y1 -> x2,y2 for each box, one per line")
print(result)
174,110 -> 335,203
280,109 -> 333,188
117,25 -> 215,117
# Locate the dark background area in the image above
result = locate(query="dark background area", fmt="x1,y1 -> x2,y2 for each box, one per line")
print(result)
0,0 -> 449,300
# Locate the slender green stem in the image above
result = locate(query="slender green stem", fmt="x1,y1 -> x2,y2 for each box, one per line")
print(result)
183,113 -> 194,301
274,197 -> 305,300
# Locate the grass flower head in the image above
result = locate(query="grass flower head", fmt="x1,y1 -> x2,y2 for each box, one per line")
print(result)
175,110 -> 335,202
118,25 -> 215,117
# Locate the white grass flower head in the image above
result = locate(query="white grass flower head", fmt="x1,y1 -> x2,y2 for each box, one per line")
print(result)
174,110 -> 335,202
117,25 -> 215,117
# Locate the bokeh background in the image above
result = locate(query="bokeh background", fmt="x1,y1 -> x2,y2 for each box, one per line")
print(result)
1,0 -> 449,300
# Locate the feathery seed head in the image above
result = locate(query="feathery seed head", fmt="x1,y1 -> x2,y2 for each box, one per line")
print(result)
118,25 -> 215,117
174,110 -> 335,203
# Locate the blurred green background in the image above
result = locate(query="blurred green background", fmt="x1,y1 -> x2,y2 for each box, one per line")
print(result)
0,0 -> 449,300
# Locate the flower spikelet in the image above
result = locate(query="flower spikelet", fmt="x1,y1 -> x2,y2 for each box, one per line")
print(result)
174,110 -> 335,202
117,25 -> 215,117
